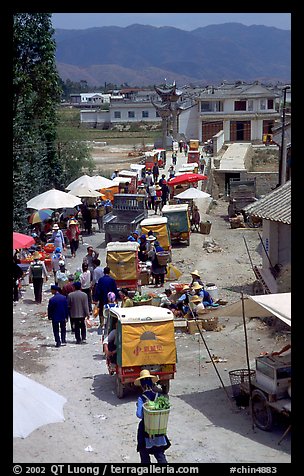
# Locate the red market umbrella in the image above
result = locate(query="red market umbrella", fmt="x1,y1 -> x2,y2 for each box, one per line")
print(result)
168,173 -> 207,187
13,232 -> 35,250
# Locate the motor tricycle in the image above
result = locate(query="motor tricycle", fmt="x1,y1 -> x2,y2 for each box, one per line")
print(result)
162,203 -> 191,246
139,216 -> 172,258
103,305 -> 177,398
106,241 -> 140,291
233,354 -> 291,433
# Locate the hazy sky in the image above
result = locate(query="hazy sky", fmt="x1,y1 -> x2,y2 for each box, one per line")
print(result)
51,13 -> 291,31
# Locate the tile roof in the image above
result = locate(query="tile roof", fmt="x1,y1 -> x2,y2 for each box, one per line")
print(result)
243,180 -> 291,224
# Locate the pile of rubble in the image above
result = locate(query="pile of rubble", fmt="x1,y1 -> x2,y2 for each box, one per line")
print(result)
203,237 -> 223,253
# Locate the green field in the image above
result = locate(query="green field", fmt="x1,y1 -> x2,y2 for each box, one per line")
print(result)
57,107 -> 161,145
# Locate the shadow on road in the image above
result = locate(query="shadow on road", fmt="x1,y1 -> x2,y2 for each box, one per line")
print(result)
176,386 -> 291,454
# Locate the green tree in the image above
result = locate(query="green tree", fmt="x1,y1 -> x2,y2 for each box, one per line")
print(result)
13,13 -> 62,232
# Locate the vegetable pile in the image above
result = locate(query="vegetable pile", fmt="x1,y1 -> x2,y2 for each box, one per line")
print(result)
145,395 -> 170,410
132,293 -> 151,302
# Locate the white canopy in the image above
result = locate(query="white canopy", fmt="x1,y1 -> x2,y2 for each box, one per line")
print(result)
209,293 -> 291,327
67,184 -> 102,198
13,371 -> 67,438
66,174 -> 113,191
26,188 -> 82,210
174,188 -> 211,199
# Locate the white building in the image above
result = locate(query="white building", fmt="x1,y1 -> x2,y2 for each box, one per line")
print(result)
179,82 -> 281,143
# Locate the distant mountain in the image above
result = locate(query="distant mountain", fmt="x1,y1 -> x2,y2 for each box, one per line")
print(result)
54,23 -> 290,87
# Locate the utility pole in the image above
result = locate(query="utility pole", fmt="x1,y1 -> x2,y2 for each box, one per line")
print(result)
279,85 -> 290,186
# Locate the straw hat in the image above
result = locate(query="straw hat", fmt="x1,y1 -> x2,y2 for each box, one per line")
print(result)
190,269 -> 200,277
134,369 -> 159,386
32,251 -> 41,260
190,295 -> 202,303
52,224 -> 59,230
155,185 -> 162,190
183,285 -> 190,291
69,219 -> 78,225
192,282 -> 203,290
147,235 -> 156,241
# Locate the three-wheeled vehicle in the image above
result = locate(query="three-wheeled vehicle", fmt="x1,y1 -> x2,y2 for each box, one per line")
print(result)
162,204 -> 191,246
117,170 -> 138,194
139,216 -> 172,259
187,150 -> 200,166
237,354 -> 291,432
144,149 -> 166,171
106,241 -> 140,291
130,164 -> 146,185
103,305 -> 177,398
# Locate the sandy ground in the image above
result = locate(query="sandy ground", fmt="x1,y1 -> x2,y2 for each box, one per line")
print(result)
13,148 -> 291,465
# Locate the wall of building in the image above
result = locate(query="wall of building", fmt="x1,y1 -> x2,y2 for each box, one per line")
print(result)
109,103 -> 160,123
211,170 -> 278,198
213,130 -> 225,156
179,105 -> 199,141
80,110 -> 111,128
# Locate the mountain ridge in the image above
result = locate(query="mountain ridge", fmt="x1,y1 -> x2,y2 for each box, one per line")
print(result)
54,22 -> 291,87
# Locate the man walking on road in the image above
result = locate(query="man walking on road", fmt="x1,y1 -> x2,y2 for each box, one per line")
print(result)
48,284 -> 68,347
93,266 -> 119,332
67,281 -> 89,344
29,251 -> 48,303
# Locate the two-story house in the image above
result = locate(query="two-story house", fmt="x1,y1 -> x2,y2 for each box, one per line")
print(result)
179,81 -> 280,144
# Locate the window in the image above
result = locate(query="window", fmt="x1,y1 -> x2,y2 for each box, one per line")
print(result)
201,102 -> 213,112
214,101 -> 223,112
201,101 -> 223,112
234,101 -> 246,111
114,111 -> 121,119
260,99 -> 266,110
128,111 -> 135,118
267,99 -> 274,109
247,100 -> 253,111
142,111 -> 149,118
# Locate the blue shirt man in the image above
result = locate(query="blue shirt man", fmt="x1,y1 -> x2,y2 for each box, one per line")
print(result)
93,267 -> 119,330
48,285 -> 68,347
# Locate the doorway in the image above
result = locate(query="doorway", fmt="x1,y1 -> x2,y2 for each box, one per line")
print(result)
225,173 -> 240,195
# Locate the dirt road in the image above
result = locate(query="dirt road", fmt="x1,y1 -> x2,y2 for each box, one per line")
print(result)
13,149 -> 291,464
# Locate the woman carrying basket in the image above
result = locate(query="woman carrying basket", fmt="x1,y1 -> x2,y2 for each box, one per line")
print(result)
135,370 -> 171,464
148,240 -> 167,288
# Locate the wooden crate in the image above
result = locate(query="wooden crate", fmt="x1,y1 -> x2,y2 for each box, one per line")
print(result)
201,316 -> 218,331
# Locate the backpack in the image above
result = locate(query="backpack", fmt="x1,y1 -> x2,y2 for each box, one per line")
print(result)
30,262 -> 43,279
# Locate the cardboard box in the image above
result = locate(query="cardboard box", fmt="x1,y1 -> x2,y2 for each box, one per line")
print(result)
139,271 -> 150,285
187,319 -> 204,334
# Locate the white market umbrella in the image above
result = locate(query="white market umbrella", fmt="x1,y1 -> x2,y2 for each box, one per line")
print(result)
13,370 -> 67,438
174,188 -> 211,200
65,174 -> 94,190
26,188 -> 82,210
66,174 -> 113,191
90,175 -> 114,189
67,184 -> 102,198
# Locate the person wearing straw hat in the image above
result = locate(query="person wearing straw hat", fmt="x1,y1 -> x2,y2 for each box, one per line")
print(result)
192,282 -> 219,308
154,184 -> 162,215
189,294 -> 204,317
134,370 -> 171,463
28,251 -> 48,304
66,219 -> 81,258
48,223 -> 66,252
189,269 -> 204,287
176,284 -> 191,315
